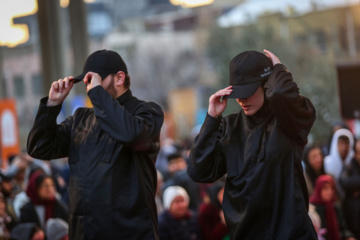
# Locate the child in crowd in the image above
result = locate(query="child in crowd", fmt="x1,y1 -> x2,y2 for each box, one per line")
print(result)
310,175 -> 355,240
158,186 -> 201,240
197,182 -> 228,240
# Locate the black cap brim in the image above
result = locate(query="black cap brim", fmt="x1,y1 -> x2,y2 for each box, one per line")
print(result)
71,72 -> 110,84
224,81 -> 262,99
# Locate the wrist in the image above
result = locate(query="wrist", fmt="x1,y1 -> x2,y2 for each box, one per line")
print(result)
47,99 -> 62,106
208,112 -> 222,119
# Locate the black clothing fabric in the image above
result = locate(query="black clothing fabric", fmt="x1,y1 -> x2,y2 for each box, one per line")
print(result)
188,64 -> 317,239
313,203 -> 354,240
158,210 -> 201,240
10,222 -> 39,240
340,158 -> 360,238
27,87 -> 164,239
19,199 -> 68,226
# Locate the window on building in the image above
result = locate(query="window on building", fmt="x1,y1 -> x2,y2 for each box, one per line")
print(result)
32,74 -> 44,95
14,76 -> 25,98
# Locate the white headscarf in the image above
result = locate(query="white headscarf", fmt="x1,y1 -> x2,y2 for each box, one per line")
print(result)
324,128 -> 354,180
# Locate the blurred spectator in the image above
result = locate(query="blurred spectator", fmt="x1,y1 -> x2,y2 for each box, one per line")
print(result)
308,203 -> 326,240
303,144 -> 326,196
0,172 -> 18,229
340,138 -> 360,239
48,158 -> 70,207
198,181 -> 228,240
13,168 -> 46,219
163,153 -> 203,212
324,121 -> 350,156
156,138 -> 178,178
158,186 -> 201,240
0,193 -> 11,239
45,218 -> 68,240
10,222 -> 45,240
310,175 -> 355,240
156,170 -> 164,215
20,170 -> 68,229
324,128 -> 354,199
6,153 -> 33,196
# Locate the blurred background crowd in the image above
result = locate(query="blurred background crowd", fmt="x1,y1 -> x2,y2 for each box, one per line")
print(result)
1,0 -> 360,239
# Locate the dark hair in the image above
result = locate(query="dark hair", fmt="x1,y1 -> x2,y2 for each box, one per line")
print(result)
167,153 -> 183,162
303,144 -> 325,185
338,135 -> 350,142
109,73 -> 130,89
124,74 -> 130,89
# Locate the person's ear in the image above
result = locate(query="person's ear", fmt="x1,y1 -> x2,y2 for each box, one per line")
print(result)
114,71 -> 125,87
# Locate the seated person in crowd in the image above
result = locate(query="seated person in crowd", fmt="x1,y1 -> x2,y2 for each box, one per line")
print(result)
158,186 -> 201,240
324,128 -> 354,199
46,218 -> 69,240
10,222 -> 45,240
310,175 -> 355,240
20,170 -> 68,229
163,153 -> 203,212
198,181 -> 228,240
340,138 -> 360,239
303,144 -> 326,196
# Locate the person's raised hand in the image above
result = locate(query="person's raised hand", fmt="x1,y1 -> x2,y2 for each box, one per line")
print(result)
84,72 -> 102,92
208,86 -> 233,118
263,49 -> 281,66
47,76 -> 74,106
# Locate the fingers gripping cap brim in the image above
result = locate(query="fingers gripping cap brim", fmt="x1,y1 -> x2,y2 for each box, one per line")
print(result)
71,72 -> 110,83
224,81 -> 262,99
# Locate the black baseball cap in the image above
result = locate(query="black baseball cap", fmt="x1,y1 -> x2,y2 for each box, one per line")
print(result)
225,50 -> 273,99
72,49 -> 128,83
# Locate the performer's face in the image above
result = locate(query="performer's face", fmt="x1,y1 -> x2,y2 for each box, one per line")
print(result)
236,87 -> 264,116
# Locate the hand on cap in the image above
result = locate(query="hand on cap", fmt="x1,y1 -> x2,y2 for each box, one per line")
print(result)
47,76 -> 74,106
84,72 -> 102,92
263,49 -> 281,66
208,86 -> 233,118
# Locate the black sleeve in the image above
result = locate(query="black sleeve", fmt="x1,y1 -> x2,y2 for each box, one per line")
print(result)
265,64 -> 316,143
88,86 -> 164,149
27,97 -> 72,160
187,114 -> 226,183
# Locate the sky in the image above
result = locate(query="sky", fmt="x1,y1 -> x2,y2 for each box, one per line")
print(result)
218,0 -> 360,27
0,0 -> 359,47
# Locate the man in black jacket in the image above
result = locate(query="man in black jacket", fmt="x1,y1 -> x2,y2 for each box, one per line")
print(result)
27,50 -> 164,239
188,49 -> 317,239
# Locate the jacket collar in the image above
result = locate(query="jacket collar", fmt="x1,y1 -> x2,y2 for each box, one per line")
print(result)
116,89 -> 132,105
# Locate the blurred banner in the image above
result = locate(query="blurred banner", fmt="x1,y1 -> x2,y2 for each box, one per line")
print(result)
0,99 -> 20,168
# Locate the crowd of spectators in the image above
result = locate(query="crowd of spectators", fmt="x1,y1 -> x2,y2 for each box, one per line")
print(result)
0,120 -> 359,240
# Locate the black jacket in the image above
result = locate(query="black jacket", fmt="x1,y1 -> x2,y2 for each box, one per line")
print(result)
188,64 -> 317,239
27,87 -> 164,239
19,199 -> 68,227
